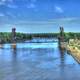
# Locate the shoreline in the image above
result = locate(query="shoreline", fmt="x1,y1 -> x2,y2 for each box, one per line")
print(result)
67,45 -> 80,64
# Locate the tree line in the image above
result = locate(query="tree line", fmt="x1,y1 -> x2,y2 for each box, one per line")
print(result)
0,32 -> 80,43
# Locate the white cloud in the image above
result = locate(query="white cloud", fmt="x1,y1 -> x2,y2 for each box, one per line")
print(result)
31,0 -> 37,3
6,12 -> 17,18
0,0 -> 5,5
0,0 -> 17,9
26,0 -> 37,9
0,0 -> 14,6
0,0 -> 13,2
7,4 -> 17,8
0,0 -> 12,5
0,13 -> 5,17
27,3 -> 36,8
54,6 -> 63,13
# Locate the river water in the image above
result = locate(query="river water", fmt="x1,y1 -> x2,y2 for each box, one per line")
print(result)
0,42 -> 80,80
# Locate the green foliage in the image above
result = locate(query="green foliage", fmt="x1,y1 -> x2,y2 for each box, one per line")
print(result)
64,32 -> 80,42
0,32 -> 80,43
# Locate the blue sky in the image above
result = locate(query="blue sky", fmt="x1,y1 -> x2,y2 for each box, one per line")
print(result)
0,0 -> 80,33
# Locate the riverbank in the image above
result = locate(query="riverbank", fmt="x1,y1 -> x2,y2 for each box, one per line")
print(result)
67,39 -> 80,63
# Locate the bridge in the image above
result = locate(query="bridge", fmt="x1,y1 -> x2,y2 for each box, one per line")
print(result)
0,26 -> 66,49
24,37 -> 58,43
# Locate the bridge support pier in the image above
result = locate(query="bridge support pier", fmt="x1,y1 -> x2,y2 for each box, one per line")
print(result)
11,28 -> 16,49
58,27 -> 66,49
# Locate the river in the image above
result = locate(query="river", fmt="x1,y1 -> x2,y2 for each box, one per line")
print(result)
0,42 -> 80,80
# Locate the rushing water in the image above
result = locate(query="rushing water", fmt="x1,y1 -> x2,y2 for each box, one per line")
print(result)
0,42 -> 80,80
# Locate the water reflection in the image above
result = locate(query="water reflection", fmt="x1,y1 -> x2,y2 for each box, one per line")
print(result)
12,48 -> 17,60
0,42 -> 80,80
59,49 -> 66,79
59,49 -> 65,66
